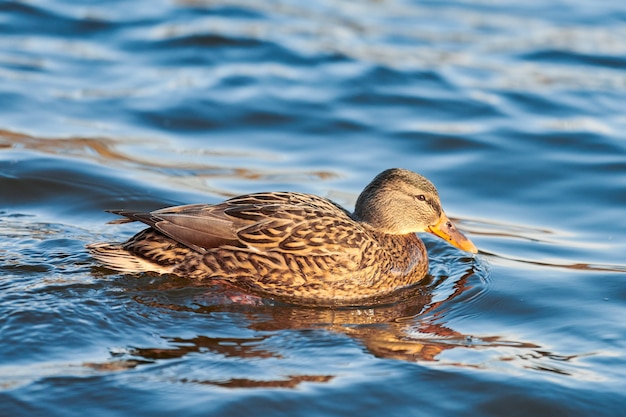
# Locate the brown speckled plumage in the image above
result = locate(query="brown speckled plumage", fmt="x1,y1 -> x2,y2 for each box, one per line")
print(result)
88,168 -> 476,306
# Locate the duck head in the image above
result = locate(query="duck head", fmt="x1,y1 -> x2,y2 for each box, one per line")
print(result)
353,168 -> 478,253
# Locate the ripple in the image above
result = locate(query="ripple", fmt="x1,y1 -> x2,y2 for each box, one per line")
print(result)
462,217 -> 626,273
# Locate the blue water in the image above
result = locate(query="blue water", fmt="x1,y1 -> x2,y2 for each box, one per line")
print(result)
1,0 -> 626,416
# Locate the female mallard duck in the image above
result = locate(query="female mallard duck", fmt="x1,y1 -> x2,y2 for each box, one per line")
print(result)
88,168 -> 477,306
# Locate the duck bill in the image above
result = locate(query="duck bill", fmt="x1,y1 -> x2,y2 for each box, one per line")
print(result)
427,212 -> 478,254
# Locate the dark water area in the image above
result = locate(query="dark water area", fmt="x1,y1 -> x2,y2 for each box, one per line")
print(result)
1,0 -> 626,416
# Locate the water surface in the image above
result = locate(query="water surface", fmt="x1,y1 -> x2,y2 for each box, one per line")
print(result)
1,0 -> 626,416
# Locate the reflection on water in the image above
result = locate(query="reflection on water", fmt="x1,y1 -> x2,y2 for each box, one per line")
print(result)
76,265 -> 595,390
0,129 -> 338,197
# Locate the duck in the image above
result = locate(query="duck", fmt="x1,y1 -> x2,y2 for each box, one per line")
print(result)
88,168 -> 477,306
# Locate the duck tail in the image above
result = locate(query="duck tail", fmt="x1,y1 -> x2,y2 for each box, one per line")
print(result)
86,242 -> 173,275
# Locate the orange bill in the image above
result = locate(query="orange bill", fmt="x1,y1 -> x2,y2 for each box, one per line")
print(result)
427,212 -> 478,254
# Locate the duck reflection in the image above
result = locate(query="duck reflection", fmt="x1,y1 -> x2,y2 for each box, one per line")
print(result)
92,267 -> 536,388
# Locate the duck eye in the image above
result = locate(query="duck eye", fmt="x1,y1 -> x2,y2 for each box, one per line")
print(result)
416,194 -> 426,201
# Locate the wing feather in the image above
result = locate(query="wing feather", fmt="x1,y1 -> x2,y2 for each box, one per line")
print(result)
108,192 -> 367,258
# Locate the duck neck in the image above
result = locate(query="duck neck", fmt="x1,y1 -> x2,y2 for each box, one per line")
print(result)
370,230 -> 428,275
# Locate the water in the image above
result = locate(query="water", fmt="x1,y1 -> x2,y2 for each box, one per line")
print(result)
1,0 -> 626,415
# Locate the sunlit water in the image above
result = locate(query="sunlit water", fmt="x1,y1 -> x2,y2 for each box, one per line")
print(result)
1,0 -> 626,416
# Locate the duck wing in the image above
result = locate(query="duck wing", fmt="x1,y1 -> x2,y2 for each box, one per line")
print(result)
108,192 -> 367,257
108,202 -> 241,254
